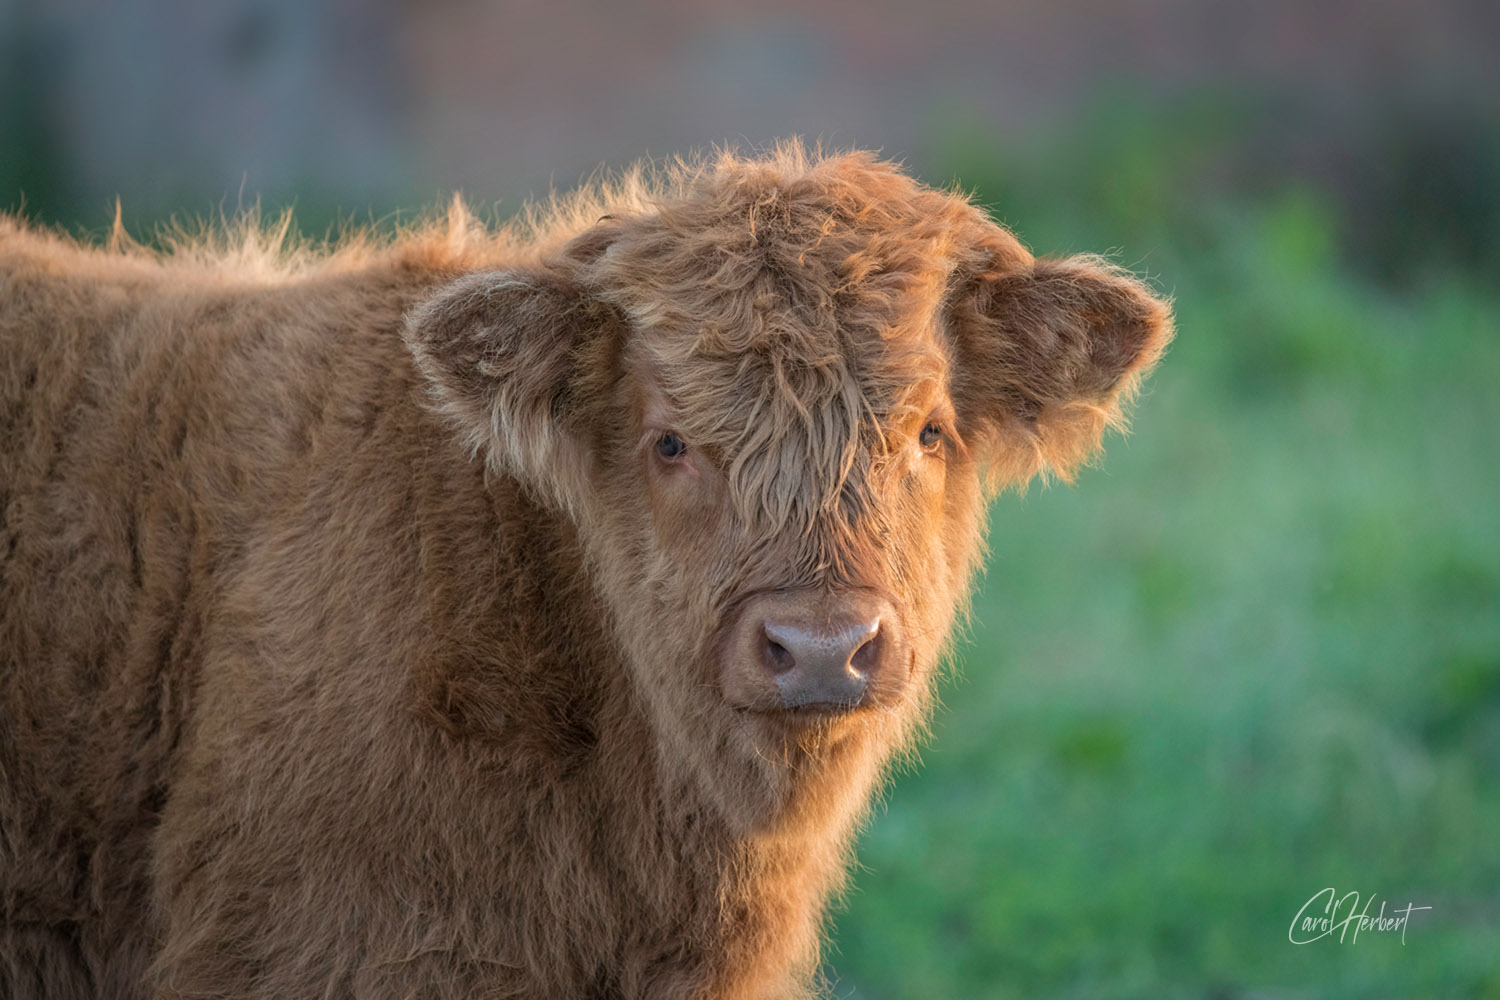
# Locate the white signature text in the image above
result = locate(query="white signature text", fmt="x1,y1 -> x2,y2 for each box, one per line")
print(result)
1289,888 -> 1430,945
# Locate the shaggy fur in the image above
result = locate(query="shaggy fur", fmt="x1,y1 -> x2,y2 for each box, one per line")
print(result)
0,144 -> 1172,999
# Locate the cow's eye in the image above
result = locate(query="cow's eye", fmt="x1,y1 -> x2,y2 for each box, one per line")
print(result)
655,433 -> 687,460
919,423 -> 943,451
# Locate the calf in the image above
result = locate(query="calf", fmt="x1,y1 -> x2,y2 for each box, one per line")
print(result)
0,145 -> 1171,999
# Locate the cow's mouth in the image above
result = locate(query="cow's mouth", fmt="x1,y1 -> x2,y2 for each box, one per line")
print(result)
731,698 -> 883,753
739,700 -> 870,723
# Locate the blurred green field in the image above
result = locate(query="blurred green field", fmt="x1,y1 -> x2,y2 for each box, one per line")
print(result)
827,107 -> 1500,999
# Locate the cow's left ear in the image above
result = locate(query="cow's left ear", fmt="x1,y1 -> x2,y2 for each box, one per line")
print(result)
947,253 -> 1173,488
405,268 -> 623,511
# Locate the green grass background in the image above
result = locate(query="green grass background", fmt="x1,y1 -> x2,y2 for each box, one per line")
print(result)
826,105 -> 1500,999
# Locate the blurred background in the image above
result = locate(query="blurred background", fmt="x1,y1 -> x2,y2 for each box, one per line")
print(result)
4,1 -> 1497,996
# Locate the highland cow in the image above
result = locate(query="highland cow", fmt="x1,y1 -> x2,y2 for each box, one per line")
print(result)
0,145 -> 1171,999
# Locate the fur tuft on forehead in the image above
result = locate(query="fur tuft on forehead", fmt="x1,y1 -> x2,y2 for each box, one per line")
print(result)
640,338 -> 947,541
593,146 -> 997,341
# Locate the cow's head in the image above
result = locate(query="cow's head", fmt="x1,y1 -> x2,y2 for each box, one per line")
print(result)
407,149 -> 1171,831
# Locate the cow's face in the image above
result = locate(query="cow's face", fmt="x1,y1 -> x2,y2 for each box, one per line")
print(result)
408,152 -> 1171,829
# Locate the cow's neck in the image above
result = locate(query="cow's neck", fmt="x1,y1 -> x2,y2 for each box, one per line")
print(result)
581,657 -> 889,998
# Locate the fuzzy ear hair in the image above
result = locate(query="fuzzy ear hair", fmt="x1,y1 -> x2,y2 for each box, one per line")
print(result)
405,269 -> 621,510
948,254 -> 1174,488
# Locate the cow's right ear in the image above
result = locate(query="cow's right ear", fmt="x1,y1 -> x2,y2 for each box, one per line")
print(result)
404,269 -> 621,510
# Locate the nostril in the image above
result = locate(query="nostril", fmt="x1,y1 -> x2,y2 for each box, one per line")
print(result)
762,632 -> 796,675
849,626 -> 881,676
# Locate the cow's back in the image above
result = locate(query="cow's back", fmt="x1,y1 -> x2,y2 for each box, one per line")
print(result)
0,226 -> 437,995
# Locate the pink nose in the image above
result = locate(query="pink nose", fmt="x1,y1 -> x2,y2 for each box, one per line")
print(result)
721,591 -> 907,713
761,617 -> 882,708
